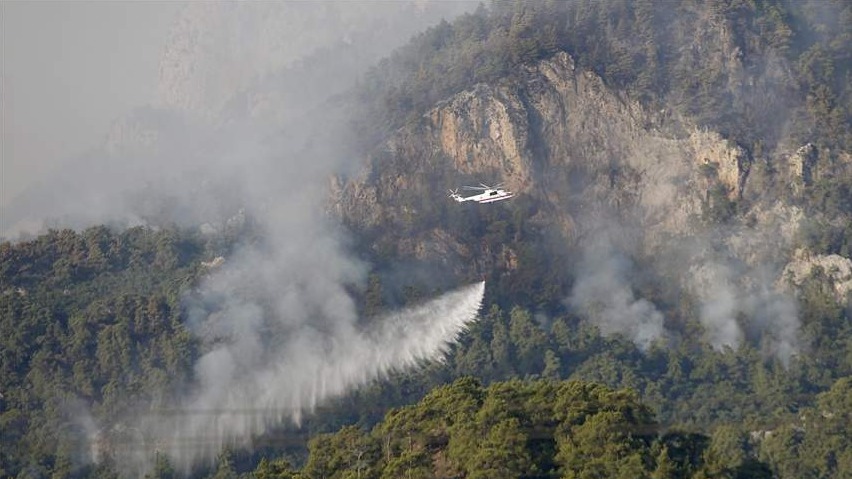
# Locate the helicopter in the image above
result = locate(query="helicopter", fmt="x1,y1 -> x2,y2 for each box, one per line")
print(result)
448,183 -> 514,204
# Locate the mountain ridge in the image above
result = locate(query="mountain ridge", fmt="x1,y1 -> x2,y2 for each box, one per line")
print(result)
2,1 -> 851,477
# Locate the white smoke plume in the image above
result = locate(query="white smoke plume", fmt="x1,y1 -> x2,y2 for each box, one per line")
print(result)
679,204 -> 803,364
567,228 -> 666,351
2,2 -> 486,475
690,261 -> 745,351
2,1 -> 478,238
566,208 -> 801,363
689,257 -> 800,365
743,279 -> 799,366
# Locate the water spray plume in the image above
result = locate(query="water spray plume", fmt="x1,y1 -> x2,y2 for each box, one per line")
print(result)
97,281 -> 485,475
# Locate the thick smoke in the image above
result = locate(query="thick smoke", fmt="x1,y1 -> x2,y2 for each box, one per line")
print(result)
744,279 -> 799,366
569,219 -> 801,362
690,261 -> 745,351
564,150 -> 804,361
3,2 -> 486,475
689,256 -> 800,365
2,1 -> 477,237
567,225 -> 666,350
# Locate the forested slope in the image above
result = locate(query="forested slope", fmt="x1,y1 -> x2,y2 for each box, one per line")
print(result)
357,0 -> 850,155
249,378 -> 766,479
2,227 -> 849,477
2,0 -> 851,478
0,226 -> 230,477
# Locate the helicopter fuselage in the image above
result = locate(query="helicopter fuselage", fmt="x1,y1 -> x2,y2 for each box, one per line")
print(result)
450,188 -> 513,204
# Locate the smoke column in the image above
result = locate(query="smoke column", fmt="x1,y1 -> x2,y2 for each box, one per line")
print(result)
690,258 -> 800,365
2,1 -> 478,238
567,225 -> 666,350
0,2 -> 485,475
691,261 -> 746,351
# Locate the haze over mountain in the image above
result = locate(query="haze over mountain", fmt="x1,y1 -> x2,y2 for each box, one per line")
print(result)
1,1 -> 180,210
1,1 -> 476,237
1,1 -> 850,478
4,1 -> 486,475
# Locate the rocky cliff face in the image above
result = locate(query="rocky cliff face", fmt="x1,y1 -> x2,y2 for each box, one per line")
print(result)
782,249 -> 852,303
331,50 -> 839,358
332,51 -> 790,268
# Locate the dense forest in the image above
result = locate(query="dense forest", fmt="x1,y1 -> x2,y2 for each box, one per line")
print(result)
1,226 -> 849,476
2,0 -> 851,478
358,0 -> 850,155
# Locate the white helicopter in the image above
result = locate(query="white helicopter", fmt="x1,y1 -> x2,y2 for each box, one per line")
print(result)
448,183 -> 514,204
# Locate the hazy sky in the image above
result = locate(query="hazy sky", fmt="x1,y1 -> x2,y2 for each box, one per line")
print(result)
2,1 -> 182,208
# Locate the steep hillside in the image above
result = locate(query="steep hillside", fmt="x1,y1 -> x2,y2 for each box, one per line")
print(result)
2,1 -> 850,478
335,50 -> 752,253
335,48 -> 844,351
331,0 -> 852,361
